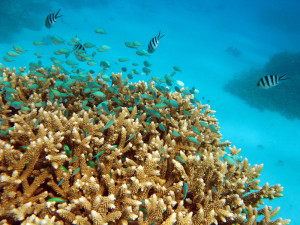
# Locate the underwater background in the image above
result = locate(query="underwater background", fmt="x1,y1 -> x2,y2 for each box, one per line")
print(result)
1,0 -> 299,223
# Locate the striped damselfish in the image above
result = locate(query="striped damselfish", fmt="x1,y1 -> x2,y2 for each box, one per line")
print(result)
45,8 -> 62,28
257,74 -> 287,89
147,31 -> 165,53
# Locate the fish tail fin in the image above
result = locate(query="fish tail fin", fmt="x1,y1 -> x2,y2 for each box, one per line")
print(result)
279,73 -> 288,80
56,8 -> 63,18
158,30 -> 165,39
65,52 -> 71,59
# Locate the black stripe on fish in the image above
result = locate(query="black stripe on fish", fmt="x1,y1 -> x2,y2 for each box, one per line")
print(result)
74,43 -> 85,51
147,31 -> 165,53
45,8 -> 62,28
257,74 -> 287,89
73,43 -> 86,61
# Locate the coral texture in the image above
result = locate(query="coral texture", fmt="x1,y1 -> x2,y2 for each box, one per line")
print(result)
0,66 -> 290,224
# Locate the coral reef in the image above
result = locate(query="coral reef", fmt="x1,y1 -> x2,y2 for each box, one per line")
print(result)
0,65 -> 290,224
223,51 -> 300,119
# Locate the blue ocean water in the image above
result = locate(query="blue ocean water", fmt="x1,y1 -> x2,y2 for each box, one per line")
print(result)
1,0 -> 299,223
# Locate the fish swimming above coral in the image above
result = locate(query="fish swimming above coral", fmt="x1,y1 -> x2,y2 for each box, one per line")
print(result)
147,31 -> 165,53
45,8 -> 63,28
73,42 -> 87,61
257,73 -> 288,89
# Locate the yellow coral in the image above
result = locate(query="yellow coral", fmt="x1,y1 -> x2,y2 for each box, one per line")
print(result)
0,67 -> 290,224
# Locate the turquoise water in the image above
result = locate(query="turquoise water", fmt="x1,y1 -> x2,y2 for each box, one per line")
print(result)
1,0 -> 299,223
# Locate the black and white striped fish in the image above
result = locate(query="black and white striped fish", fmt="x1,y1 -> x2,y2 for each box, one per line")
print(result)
257,74 -> 287,89
147,31 -> 165,54
73,43 -> 86,61
45,8 -> 62,28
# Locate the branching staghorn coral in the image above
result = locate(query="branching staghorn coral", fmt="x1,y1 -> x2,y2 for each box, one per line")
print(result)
0,66 -> 290,224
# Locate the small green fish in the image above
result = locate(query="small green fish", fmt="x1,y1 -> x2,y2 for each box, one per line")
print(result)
158,123 -> 166,132
92,91 -> 106,99
28,84 -> 39,90
92,151 -> 105,159
147,109 -> 161,118
176,155 -> 186,164
63,145 -> 72,157
88,160 -> 96,168
60,165 -> 68,172
84,42 -> 96,48
188,137 -> 200,145
7,50 -> 20,57
153,103 -> 167,109
169,100 -> 178,108
172,131 -> 181,137
111,145 -> 118,150
65,60 -> 78,66
199,121 -> 208,127
183,110 -> 191,116
208,125 -> 219,135
20,107 -> 31,112
139,206 -> 147,214
4,87 -> 18,94
124,42 -> 137,48
50,89 -> 62,97
101,119 -> 115,132
223,155 -> 238,166
47,198 -> 67,202
183,182 -> 188,200
10,101 -> 24,109
95,28 -> 106,34
160,147 -> 165,154
34,119 -> 39,129
118,58 -> 130,62
173,66 -> 181,72
166,114 -> 172,120
127,132 -> 135,142
71,168 -> 80,177
191,126 -> 201,136
141,94 -> 154,100
70,157 -> 78,164
58,179 -> 64,186
35,102 -> 43,107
